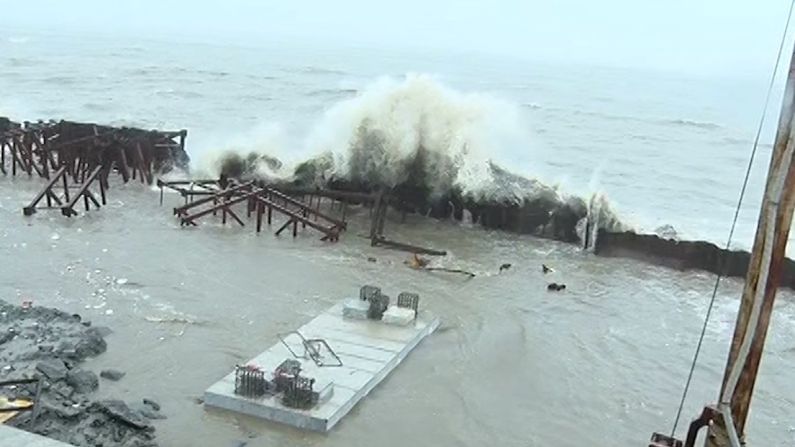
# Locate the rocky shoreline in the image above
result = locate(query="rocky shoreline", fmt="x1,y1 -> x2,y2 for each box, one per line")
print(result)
0,300 -> 164,447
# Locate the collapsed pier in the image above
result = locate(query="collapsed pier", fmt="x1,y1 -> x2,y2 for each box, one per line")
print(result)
4,116 -> 795,289
0,117 -> 188,216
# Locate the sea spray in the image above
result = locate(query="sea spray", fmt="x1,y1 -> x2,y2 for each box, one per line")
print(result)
192,123 -> 292,181
305,73 -> 533,200
201,74 -> 627,237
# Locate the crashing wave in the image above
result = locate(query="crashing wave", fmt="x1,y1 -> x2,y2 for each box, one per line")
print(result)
204,74 -> 627,241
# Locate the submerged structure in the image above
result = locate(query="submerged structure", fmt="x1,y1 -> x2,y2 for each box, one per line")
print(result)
6,115 -> 795,289
203,286 -> 439,432
0,117 -> 188,217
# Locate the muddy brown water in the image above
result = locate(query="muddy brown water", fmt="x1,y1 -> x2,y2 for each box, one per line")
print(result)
0,178 -> 793,446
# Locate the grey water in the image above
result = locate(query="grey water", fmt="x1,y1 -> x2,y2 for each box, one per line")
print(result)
1,31 -> 794,446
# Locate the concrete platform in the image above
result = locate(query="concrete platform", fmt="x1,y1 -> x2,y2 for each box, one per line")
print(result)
204,302 -> 440,432
0,426 -> 73,447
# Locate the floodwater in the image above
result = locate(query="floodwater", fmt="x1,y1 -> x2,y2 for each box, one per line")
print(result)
1,32 -> 795,446
1,179 -> 794,446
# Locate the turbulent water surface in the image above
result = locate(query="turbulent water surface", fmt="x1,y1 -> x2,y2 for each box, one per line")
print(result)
1,32 -> 795,446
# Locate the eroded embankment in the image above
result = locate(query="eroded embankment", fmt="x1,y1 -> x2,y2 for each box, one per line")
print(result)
1,300 -> 165,447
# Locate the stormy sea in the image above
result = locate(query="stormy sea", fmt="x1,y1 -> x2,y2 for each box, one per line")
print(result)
1,31 -> 794,446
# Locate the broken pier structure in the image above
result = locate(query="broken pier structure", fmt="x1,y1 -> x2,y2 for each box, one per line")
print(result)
159,178 -> 447,253
0,117 -> 188,217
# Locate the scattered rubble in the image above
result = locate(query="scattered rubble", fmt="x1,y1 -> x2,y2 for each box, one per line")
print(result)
0,299 -> 162,447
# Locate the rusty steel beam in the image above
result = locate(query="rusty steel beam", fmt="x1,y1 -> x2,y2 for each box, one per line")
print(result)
372,236 -> 447,256
173,181 -> 254,216
707,40 -> 795,446
266,188 -> 347,230
23,166 -> 67,216
61,165 -> 104,217
253,195 -> 339,240
180,190 -> 255,225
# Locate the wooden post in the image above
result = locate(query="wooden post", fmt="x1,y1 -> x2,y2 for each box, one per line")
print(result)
707,40 -> 795,446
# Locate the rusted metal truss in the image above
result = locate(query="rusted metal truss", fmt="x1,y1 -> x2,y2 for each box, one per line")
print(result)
163,180 -> 349,241
368,191 -> 447,256
1,117 -> 187,217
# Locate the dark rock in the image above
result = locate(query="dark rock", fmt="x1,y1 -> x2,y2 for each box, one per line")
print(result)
132,403 -> 167,420
51,382 -> 75,399
96,400 -> 153,430
547,283 -> 566,292
100,369 -> 126,381
42,400 -> 84,418
74,328 -> 107,358
56,340 -> 78,358
66,369 -> 99,393
36,359 -> 68,381
142,398 -> 161,411
0,330 -> 14,345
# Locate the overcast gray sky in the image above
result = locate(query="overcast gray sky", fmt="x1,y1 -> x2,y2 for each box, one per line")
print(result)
1,0 -> 793,78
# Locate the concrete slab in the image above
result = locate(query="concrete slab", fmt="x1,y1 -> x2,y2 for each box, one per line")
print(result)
0,426 -> 73,447
382,307 -> 416,326
204,302 -> 440,432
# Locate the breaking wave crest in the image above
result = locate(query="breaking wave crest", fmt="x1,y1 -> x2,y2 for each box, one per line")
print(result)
203,74 -> 626,232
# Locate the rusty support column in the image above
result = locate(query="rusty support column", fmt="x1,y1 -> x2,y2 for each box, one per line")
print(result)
256,201 -> 264,233
99,174 -> 107,205
708,40 -> 795,446
135,143 -> 146,184
118,148 -> 130,182
62,171 -> 70,203
11,138 -> 18,176
22,133 -> 32,176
